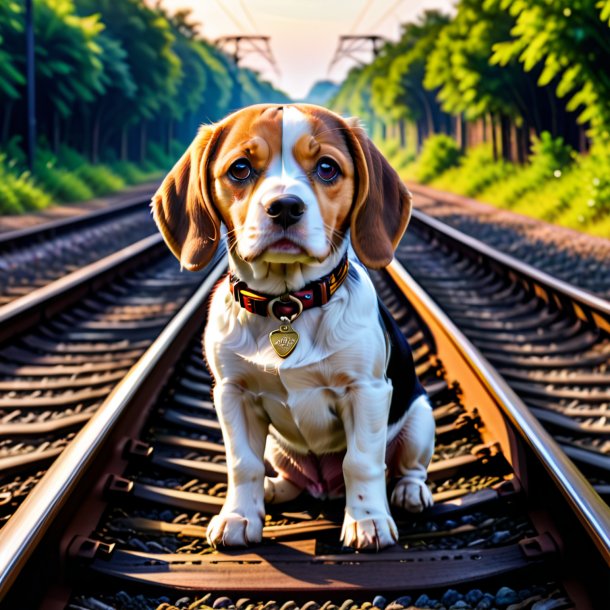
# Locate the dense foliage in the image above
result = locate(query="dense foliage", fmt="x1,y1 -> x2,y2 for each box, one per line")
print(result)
0,0 -> 288,213
331,1 -> 610,235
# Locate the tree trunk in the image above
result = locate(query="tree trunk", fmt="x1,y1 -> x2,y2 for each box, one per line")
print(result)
140,122 -> 147,164
167,119 -> 173,156
53,111 -> 60,155
416,120 -> 424,153
1,100 -> 14,145
515,124 -> 526,164
456,114 -> 466,152
92,111 -> 101,164
491,114 -> 498,162
121,126 -> 128,161
500,115 -> 512,162
398,119 -> 406,148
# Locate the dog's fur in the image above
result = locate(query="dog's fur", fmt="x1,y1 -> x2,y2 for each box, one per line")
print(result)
152,104 -> 435,551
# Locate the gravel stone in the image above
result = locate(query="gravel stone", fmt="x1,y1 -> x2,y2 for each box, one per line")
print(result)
464,591 -> 484,605
495,587 -> 518,605
441,590 -> 461,605
372,596 -> 387,609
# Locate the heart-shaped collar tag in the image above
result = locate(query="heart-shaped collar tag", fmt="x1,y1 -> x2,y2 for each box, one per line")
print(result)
269,322 -> 299,358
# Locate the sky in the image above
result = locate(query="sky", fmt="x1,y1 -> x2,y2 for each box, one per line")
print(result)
153,0 -> 455,99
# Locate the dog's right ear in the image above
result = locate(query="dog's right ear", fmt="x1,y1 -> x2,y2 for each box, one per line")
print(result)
151,124 -> 220,271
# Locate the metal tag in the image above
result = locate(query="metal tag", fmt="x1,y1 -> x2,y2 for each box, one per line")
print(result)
269,322 -> 299,358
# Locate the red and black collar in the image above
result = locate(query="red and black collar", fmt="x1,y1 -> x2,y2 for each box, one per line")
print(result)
229,254 -> 349,320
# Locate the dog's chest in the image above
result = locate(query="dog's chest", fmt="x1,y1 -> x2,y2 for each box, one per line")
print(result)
205,270 -> 388,454
258,364 -> 351,454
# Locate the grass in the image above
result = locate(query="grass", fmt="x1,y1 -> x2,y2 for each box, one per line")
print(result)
383,132 -> 610,239
0,142 -> 169,215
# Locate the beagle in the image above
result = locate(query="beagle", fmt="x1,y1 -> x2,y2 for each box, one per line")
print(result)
152,104 -> 435,551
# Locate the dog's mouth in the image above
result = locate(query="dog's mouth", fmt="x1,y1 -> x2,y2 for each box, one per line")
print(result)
267,238 -> 305,255
257,237 -> 319,263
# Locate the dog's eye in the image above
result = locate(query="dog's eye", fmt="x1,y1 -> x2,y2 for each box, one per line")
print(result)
228,159 -> 252,181
316,158 -> 340,183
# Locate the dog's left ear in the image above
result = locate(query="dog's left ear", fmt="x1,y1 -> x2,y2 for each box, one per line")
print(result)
151,124 -> 221,271
344,118 -> 412,269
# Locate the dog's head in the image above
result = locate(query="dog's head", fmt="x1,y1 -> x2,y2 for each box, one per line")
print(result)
152,104 -> 412,272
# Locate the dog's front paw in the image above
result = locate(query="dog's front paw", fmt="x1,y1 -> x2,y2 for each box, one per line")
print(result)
340,511 -> 398,551
391,476 -> 433,512
206,511 -> 263,547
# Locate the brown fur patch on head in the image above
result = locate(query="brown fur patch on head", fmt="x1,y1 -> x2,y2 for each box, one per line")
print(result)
211,105 -> 283,240
291,107 -> 356,249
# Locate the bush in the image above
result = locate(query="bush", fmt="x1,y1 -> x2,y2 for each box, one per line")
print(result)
34,151 -> 94,202
110,161 -> 151,184
0,153 -> 51,214
412,134 -> 462,183
481,132 -> 573,207
409,130 -> 610,238
57,145 -> 125,196
431,145 -> 515,197
147,141 -> 174,170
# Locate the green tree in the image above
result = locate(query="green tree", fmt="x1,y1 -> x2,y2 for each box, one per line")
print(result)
76,0 -> 181,161
0,2 -> 26,143
35,0 -> 105,151
378,11 -> 451,149
492,0 -> 610,145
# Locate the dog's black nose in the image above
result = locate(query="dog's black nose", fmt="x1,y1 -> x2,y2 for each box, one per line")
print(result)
265,195 -> 305,228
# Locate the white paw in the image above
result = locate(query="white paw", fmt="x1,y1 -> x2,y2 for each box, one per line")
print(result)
391,476 -> 433,512
340,512 -> 398,551
206,511 -> 263,547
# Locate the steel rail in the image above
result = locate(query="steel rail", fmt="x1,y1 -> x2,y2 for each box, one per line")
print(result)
387,258 -> 610,565
0,193 -> 155,250
0,234 -> 165,343
410,209 -> 610,326
0,255 -> 227,600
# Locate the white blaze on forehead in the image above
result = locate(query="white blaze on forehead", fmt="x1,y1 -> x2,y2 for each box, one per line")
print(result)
281,106 -> 312,181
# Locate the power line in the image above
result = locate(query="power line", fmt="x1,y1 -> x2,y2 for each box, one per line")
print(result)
368,0 -> 405,32
239,0 -> 260,33
348,0 -> 373,35
213,0 -> 250,34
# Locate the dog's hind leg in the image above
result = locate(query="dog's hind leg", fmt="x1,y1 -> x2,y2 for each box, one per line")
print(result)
389,394 -> 435,512
263,434 -> 305,504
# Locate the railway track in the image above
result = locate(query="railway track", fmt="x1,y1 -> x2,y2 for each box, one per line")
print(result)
0,256 -> 607,610
0,196 -> 156,307
0,228 -> 209,529
398,211 -> 610,501
407,184 -> 610,300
